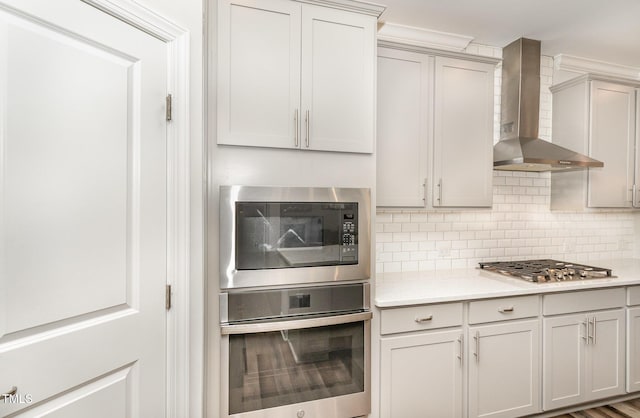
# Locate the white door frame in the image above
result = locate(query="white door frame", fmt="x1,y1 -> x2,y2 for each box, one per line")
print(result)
81,1 -> 191,417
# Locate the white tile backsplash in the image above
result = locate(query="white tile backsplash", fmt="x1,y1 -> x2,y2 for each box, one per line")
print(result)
376,54 -> 638,274
376,172 -> 637,273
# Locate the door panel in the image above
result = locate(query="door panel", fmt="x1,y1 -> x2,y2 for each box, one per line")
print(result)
217,0 -> 301,148
301,4 -> 374,153
376,49 -> 430,207
380,330 -> 463,418
469,320 -> 540,418
3,11 -> 133,333
0,0 -> 167,416
543,314 -> 586,410
588,311 -> 625,399
588,81 -> 635,208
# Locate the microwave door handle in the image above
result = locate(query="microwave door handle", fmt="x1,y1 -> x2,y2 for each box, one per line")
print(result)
220,311 -> 372,335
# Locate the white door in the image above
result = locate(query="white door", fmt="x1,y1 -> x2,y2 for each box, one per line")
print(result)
376,48 -> 430,207
628,307 -> 640,392
300,4 -> 375,153
217,0 -> 301,149
588,80 -> 635,208
0,0 -> 168,416
433,57 -> 494,207
587,310 -> 625,400
468,320 -> 540,418
543,314 -> 587,410
380,329 -> 463,418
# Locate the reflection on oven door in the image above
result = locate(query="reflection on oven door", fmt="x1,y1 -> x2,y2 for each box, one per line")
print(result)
228,322 -> 365,415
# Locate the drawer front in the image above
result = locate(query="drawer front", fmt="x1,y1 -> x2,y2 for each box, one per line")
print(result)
380,302 -> 463,335
629,286 -> 640,306
468,295 -> 539,324
543,287 -> 625,315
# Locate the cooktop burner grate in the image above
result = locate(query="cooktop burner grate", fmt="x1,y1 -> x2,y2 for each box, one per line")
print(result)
478,259 -> 613,283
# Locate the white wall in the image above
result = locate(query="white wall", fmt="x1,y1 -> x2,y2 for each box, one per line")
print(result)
127,0 -> 205,416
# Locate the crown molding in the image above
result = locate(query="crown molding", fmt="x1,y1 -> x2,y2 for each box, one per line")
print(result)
377,22 -> 473,52
299,0 -> 386,17
554,53 -> 640,80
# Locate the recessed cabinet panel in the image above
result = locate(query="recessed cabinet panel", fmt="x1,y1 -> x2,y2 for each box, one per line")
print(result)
588,310 -> 625,399
433,57 -> 494,207
628,307 -> 640,392
380,330 -> 463,418
376,49 -> 429,207
218,0 -> 301,149
301,6 -> 374,153
468,320 -> 540,418
543,314 -> 586,410
588,81 -> 635,208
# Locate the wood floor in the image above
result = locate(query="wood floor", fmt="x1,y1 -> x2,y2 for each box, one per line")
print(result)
551,398 -> 640,417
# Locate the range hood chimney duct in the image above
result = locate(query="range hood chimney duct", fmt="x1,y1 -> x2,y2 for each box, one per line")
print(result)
493,38 -> 603,172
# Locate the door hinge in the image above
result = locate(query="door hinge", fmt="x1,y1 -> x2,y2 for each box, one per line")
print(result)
166,284 -> 172,310
166,94 -> 172,121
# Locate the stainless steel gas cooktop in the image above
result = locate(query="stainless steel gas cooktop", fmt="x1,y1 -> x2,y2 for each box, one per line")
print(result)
479,259 -> 614,283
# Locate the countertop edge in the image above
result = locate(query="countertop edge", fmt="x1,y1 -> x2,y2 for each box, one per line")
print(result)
374,259 -> 640,308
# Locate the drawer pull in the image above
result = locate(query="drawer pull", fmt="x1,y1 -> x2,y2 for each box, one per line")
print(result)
498,306 -> 514,313
414,315 -> 433,323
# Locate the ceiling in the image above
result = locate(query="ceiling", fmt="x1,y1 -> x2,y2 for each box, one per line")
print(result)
379,0 -> 640,68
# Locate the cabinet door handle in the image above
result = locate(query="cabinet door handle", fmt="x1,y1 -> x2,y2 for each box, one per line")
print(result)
457,334 -> 464,365
437,178 -> 443,205
422,178 -> 427,203
473,331 -> 480,362
305,110 -> 310,148
294,109 -> 299,147
414,315 -> 433,323
592,316 -> 597,345
498,306 -> 514,313
582,319 -> 589,345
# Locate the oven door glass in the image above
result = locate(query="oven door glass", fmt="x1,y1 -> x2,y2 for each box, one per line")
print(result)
235,202 -> 358,270
228,321 -> 365,415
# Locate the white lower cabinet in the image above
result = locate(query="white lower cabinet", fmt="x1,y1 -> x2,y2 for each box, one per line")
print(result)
628,306 -> 640,392
543,309 -> 625,411
380,329 -> 464,418
468,320 -> 540,418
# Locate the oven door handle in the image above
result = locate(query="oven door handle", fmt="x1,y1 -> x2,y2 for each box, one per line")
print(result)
220,311 -> 372,335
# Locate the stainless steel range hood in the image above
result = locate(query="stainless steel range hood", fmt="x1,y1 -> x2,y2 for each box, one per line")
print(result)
493,38 -> 603,172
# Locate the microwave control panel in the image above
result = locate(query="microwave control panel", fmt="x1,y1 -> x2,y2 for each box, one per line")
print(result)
340,210 -> 358,263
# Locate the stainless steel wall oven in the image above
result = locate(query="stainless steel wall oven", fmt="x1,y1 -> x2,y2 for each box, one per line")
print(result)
219,186 -> 371,289
220,283 -> 371,418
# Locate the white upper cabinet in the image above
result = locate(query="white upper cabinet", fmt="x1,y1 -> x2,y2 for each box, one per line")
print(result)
588,81 -> 636,207
433,57 -> 495,207
376,48 -> 430,207
376,48 -> 497,208
550,75 -> 639,210
217,0 -> 377,153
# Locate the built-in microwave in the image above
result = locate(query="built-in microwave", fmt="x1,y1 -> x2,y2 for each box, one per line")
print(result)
219,186 -> 371,289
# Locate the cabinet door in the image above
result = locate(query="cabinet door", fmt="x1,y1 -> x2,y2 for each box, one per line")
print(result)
300,5 -> 375,153
587,310 -> 625,399
468,320 -> 540,418
588,81 -> 635,207
635,91 -> 640,208
433,57 -> 495,207
543,314 -> 587,410
376,49 -> 430,207
217,0 -> 301,149
380,329 -> 463,418
628,307 -> 640,392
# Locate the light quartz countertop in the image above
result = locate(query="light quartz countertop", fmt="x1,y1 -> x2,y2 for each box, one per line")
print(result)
374,258 -> 640,308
